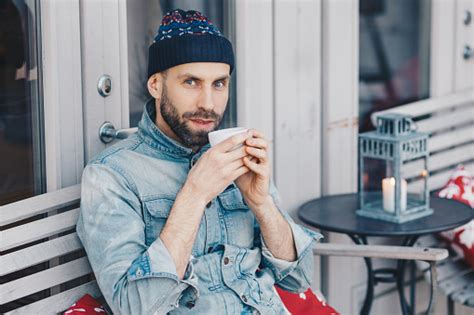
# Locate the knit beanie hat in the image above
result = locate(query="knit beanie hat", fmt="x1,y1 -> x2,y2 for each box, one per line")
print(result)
147,9 -> 235,78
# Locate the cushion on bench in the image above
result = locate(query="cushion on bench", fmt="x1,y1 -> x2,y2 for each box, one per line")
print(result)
64,294 -> 106,315
437,164 -> 474,267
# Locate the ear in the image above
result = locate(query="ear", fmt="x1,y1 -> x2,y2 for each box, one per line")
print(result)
147,73 -> 163,99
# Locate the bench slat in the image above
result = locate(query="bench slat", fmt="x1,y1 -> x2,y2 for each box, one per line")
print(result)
371,88 -> 474,122
451,282 -> 474,306
439,270 -> 474,295
429,124 -> 474,153
1,208 -> 79,252
0,184 -> 80,226
409,161 -> 474,192
4,281 -> 101,315
415,234 -> 444,248
0,256 -> 92,304
403,143 -> 474,179
416,105 -> 474,134
2,233 -> 83,276
435,260 -> 473,283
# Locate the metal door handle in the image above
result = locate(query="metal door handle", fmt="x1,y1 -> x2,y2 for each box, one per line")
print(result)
99,121 -> 138,143
463,45 -> 473,60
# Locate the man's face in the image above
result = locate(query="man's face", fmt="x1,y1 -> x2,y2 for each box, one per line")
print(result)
152,62 -> 231,148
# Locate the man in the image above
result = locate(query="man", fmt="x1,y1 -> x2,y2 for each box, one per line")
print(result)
77,9 -> 321,314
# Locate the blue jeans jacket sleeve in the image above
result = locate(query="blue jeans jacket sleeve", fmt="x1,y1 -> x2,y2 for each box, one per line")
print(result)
77,164 -> 198,315
256,182 -> 323,293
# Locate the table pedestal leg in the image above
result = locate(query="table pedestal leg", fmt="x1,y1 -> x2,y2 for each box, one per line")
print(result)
410,260 -> 416,315
396,236 -> 419,315
348,234 -> 428,315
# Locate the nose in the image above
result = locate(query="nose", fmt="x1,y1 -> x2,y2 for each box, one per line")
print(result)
197,86 -> 215,111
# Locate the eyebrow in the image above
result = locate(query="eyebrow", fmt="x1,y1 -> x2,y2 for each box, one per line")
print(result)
178,73 -> 230,81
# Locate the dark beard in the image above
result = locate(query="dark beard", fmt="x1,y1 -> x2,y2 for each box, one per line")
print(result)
160,85 -> 223,148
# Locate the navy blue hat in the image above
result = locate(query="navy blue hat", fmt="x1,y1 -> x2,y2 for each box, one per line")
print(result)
148,9 -> 235,78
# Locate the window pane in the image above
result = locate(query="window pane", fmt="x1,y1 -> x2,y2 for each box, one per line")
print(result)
0,0 -> 45,205
127,0 -> 236,128
359,0 -> 431,190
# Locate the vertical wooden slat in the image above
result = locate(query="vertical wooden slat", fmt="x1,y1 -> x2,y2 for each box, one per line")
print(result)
274,0 -> 323,215
235,0 -> 274,161
321,0 -> 360,313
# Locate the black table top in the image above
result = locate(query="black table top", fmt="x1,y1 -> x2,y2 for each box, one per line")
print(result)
298,194 -> 474,237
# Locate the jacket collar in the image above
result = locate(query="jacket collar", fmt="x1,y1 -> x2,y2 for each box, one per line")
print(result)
137,99 -> 210,157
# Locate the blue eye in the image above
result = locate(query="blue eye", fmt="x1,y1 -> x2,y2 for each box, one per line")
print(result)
184,79 -> 196,86
214,81 -> 225,88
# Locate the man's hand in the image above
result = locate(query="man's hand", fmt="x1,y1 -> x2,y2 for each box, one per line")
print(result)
185,131 -> 252,205
235,129 -> 297,262
235,129 -> 271,211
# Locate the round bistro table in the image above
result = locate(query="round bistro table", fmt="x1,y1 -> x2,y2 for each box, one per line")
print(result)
298,194 -> 473,315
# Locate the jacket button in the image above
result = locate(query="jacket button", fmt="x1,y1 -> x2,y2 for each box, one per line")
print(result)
223,256 -> 230,265
206,201 -> 212,208
241,294 -> 248,302
185,301 -> 195,309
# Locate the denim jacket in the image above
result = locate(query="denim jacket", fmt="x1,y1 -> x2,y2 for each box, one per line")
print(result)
77,100 -> 322,315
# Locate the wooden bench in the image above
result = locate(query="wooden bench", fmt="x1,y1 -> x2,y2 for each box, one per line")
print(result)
1,184 -> 448,314
372,88 -> 474,314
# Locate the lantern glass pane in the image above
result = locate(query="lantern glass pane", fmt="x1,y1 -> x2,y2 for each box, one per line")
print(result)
361,157 -> 391,211
401,157 -> 429,212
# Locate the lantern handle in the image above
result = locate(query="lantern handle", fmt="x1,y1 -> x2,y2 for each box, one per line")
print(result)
406,117 -> 418,132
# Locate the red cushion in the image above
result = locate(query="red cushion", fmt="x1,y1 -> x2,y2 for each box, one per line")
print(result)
437,165 -> 474,267
66,287 -> 339,314
276,287 -> 339,315
64,294 -> 106,314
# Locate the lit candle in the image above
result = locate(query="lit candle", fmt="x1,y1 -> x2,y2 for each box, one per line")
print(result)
382,177 -> 407,213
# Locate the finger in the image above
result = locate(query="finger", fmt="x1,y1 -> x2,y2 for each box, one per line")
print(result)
224,145 -> 248,162
248,129 -> 266,139
224,158 -> 245,172
245,147 -> 267,162
215,130 -> 252,152
248,156 -> 258,163
231,165 -> 250,181
243,156 -> 268,176
245,137 -> 268,150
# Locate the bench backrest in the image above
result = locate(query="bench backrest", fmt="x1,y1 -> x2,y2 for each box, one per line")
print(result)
372,88 -> 474,192
0,184 -> 100,314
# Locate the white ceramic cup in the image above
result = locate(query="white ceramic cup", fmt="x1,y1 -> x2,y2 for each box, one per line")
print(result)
208,127 -> 248,147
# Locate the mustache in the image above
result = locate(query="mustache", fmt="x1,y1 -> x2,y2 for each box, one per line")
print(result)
183,109 -> 221,121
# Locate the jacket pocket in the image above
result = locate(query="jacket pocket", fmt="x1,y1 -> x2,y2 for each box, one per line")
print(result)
217,186 -> 254,247
218,185 -> 248,210
145,198 -> 174,218
143,198 -> 174,245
